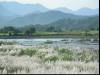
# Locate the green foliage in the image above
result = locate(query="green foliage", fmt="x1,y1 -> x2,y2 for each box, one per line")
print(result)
76,50 -> 99,62
46,26 -> 55,32
17,49 -> 24,56
0,26 -> 20,36
21,48 -> 37,57
0,41 -> 16,45
24,27 -> 36,36
57,48 -> 73,55
60,53 -> 73,61
55,48 -> 99,62
36,52 -> 47,59
44,56 -> 59,62
57,49 -> 73,61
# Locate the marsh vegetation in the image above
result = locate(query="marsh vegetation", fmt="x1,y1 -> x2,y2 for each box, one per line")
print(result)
0,39 -> 99,74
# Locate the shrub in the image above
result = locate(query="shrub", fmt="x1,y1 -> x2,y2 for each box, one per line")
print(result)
56,48 -> 73,61
77,51 -> 99,62
36,52 -> 47,59
17,49 -> 24,56
44,55 -> 59,62
22,48 -> 37,57
0,41 -> 17,45
60,53 -> 73,61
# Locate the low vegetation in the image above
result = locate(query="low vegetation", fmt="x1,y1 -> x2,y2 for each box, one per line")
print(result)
0,25 -> 99,38
0,41 -> 99,74
0,41 -> 17,45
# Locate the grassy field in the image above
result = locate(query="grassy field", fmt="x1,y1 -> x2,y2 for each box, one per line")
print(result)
0,30 -> 99,36
0,41 -> 99,74
0,30 -> 99,39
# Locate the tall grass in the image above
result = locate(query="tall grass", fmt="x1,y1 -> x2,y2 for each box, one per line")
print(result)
0,44 -> 99,74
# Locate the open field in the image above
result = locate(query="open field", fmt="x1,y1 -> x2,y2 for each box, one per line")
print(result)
0,41 -> 99,74
0,30 -> 99,39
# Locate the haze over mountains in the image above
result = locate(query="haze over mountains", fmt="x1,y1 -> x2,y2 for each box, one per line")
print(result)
7,10 -> 86,26
0,2 -> 99,29
0,2 -> 48,16
55,7 -> 99,16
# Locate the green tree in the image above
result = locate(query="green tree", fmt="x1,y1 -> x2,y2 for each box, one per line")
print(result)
24,27 -> 36,36
46,26 -> 55,32
0,26 -> 20,36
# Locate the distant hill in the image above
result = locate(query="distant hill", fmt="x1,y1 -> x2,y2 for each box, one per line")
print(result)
0,2 -> 48,16
0,2 -> 49,27
0,4 -> 18,25
20,15 -> 99,32
55,7 -> 73,14
46,16 -> 99,30
0,1 -> 99,16
74,8 -> 99,16
6,10 -> 84,27
0,4 -> 17,16
55,7 -> 99,16
0,15 -> 17,26
0,1 -> 99,29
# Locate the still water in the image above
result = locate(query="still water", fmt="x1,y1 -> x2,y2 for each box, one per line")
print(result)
0,38 -> 99,50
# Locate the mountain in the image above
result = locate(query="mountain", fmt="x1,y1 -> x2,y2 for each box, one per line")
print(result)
0,1 -> 99,28
74,8 -> 99,16
0,4 -> 8,16
55,7 -> 73,14
20,15 -> 99,31
46,16 -> 99,30
0,4 -> 17,16
0,2 -> 49,26
55,7 -> 99,16
0,4 -> 18,26
1,1 -> 98,16
0,2 -> 49,16
6,10 -> 85,27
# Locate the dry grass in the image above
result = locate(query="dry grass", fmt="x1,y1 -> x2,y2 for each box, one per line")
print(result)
0,44 -> 99,74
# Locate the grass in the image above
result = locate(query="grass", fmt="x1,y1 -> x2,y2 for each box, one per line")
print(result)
21,48 -> 37,57
44,55 -> 59,62
0,30 -> 99,38
0,45 -> 99,62
0,44 -> 99,74
0,56 -> 99,74
0,41 -> 17,45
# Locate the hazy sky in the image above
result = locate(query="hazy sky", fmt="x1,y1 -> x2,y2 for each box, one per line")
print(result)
0,0 -> 99,10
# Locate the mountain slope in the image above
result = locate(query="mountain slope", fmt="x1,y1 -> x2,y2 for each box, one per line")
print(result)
74,8 -> 99,16
0,4 -> 18,26
0,2 -> 49,26
55,7 -> 99,16
55,7 -> 73,14
47,16 -> 99,30
0,4 -> 17,16
0,2 -> 48,16
6,10 -> 83,26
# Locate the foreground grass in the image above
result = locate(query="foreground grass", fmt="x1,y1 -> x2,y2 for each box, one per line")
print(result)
0,44 -> 99,74
0,45 -> 99,62
0,41 -> 17,46
0,56 -> 99,74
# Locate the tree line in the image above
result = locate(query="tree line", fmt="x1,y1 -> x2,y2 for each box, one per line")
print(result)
0,25 -> 99,36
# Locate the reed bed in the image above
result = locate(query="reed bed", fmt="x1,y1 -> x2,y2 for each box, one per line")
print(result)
0,44 -> 99,74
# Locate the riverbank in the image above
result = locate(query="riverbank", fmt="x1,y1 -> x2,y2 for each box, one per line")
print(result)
0,35 -> 99,39
0,30 -> 99,39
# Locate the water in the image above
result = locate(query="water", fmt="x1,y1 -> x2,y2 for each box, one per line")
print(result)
0,38 -> 99,50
